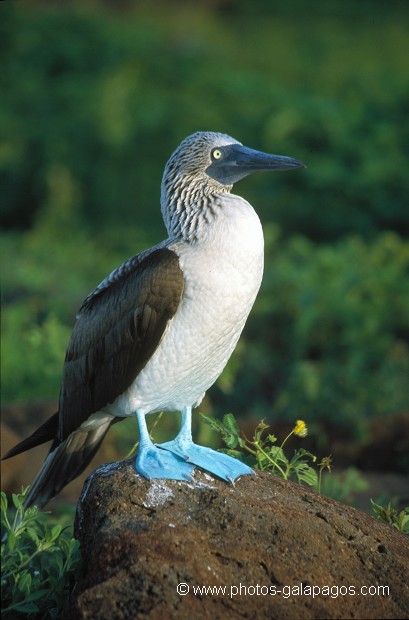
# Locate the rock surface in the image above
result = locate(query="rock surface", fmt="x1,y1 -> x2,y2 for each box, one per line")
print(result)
68,460 -> 408,620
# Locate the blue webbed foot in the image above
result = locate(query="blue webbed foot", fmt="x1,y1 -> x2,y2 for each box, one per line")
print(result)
158,439 -> 253,482
136,444 -> 195,481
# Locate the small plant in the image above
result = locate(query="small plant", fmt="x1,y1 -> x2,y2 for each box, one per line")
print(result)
1,489 -> 81,619
317,455 -> 333,494
318,466 -> 369,504
371,499 -> 409,535
201,413 -> 330,489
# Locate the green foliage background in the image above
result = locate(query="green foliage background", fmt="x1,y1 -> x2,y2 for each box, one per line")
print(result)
1,0 -> 409,442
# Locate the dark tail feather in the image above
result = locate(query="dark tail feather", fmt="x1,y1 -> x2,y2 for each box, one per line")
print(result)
24,419 -> 115,509
2,413 -> 60,460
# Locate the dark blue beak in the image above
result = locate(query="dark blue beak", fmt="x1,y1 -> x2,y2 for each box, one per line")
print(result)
206,143 -> 305,185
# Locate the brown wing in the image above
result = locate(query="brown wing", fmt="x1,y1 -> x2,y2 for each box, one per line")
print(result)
2,246 -> 184,508
58,246 -> 184,439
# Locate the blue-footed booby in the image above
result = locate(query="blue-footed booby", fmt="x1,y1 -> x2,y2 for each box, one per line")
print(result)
3,132 -> 304,508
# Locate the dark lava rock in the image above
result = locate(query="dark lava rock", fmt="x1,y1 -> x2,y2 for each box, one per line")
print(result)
68,460 -> 409,620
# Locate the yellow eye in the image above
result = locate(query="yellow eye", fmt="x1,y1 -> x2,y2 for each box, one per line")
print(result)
212,148 -> 223,160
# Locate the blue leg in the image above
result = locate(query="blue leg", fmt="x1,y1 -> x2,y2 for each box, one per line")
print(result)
135,410 -> 194,481
158,407 -> 253,482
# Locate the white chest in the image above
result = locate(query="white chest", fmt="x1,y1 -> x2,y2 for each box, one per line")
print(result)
108,194 -> 264,416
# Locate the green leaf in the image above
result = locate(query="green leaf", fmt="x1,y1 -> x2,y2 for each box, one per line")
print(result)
372,500 -> 409,534
398,513 -> 409,534
51,524 -> 63,540
290,448 -> 317,466
0,489 -> 82,617
1,491 -> 8,513
53,554 -> 64,575
222,413 -> 240,436
18,571 -> 32,595
201,412 -> 242,450
12,493 -> 22,510
26,588 -> 51,601
199,413 -> 223,432
7,529 -> 16,552
268,446 -> 288,465
219,414 -> 241,449
26,527 -> 40,545
13,602 -> 40,613
295,465 -> 318,487
266,434 -> 278,444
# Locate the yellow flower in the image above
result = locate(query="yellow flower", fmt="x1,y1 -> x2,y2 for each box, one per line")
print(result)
294,419 -> 308,437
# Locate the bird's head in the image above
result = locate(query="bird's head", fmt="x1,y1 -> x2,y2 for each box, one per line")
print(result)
161,131 -> 304,240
